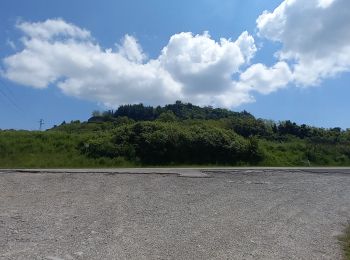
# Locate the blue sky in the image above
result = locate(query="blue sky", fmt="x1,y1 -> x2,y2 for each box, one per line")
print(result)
1,0 -> 349,130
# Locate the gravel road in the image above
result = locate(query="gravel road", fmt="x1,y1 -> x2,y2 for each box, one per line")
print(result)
1,168 -> 350,260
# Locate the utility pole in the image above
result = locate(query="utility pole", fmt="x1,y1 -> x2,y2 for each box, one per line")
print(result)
39,119 -> 44,131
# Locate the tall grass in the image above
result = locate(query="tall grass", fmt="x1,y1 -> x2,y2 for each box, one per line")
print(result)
0,130 -> 135,168
259,139 -> 350,166
1,129 -> 350,168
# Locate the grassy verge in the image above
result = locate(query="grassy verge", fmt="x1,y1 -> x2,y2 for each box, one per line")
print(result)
340,224 -> 350,260
0,130 -> 136,168
2,129 -> 350,168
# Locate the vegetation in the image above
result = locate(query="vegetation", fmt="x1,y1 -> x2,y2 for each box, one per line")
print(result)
0,131 -> 133,168
340,224 -> 350,260
1,101 -> 350,167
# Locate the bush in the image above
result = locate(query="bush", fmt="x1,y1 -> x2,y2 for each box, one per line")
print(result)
82,121 -> 259,165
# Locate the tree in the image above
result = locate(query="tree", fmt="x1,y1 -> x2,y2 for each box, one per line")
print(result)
157,111 -> 177,122
92,110 -> 101,117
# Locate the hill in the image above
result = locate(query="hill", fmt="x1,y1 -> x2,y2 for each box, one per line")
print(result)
1,101 -> 350,167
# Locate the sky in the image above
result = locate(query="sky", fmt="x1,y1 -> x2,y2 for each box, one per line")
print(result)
0,0 -> 350,130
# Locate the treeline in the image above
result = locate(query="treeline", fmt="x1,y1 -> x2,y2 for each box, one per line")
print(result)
1,101 -> 350,167
87,101 -> 350,144
90,101 -> 253,122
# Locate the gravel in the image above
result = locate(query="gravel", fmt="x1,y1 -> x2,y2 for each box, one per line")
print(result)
1,168 -> 350,260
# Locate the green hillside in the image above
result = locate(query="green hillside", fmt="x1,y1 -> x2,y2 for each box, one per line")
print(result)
1,101 -> 350,168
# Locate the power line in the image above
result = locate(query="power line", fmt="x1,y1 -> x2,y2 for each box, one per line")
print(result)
0,80 -> 47,130
1,80 -> 16,100
0,85 -> 25,114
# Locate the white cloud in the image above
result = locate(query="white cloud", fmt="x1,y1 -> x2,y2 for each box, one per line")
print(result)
159,31 -> 255,95
117,34 -> 147,64
235,31 -> 257,63
16,18 -> 91,40
257,0 -> 350,86
239,62 -> 293,95
318,0 -> 336,8
2,0 -> 350,110
2,19 -> 257,108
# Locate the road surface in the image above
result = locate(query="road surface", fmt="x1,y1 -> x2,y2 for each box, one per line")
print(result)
1,168 -> 350,259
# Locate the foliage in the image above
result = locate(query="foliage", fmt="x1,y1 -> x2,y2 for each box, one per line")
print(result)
1,101 -> 350,167
88,100 -> 253,122
80,121 -> 255,165
0,130 -> 134,168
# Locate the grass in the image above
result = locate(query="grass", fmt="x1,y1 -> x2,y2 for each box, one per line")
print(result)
0,130 -> 136,168
340,224 -> 350,260
2,129 -> 350,168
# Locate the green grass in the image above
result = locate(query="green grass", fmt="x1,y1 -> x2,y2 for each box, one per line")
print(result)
258,138 -> 350,167
1,127 -> 350,168
340,224 -> 350,260
0,130 -> 136,168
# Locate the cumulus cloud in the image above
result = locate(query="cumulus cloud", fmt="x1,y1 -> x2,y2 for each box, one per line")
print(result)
257,0 -> 350,86
2,0 -> 350,109
239,62 -> 293,95
159,31 -> 255,96
117,34 -> 147,64
2,19 -> 257,107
